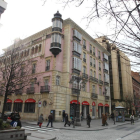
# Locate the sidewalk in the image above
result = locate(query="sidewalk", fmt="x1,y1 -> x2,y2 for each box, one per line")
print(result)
22,118 -> 137,131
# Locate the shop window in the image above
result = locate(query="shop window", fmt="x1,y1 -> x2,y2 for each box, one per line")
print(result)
13,103 -> 22,112
5,103 -> 12,111
24,103 -> 35,113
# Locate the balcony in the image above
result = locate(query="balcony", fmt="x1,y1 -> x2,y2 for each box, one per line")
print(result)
15,90 -> 22,95
83,58 -> 86,63
105,96 -> 109,100
103,58 -> 108,62
103,69 -> 108,73
45,66 -> 50,71
99,67 -> 101,71
90,50 -> 92,54
93,64 -> 96,68
90,62 -> 92,66
26,87 -> 35,94
82,73 -> 88,80
40,86 -> 50,93
99,80 -> 103,85
91,93 -> 98,99
104,81 -> 109,86
72,88 -> 80,95
89,76 -> 98,83
83,45 -> 86,49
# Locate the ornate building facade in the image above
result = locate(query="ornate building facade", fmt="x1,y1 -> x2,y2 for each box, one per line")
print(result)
0,12 -> 110,121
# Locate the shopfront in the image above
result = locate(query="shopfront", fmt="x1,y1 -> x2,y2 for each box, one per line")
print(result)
98,103 -> 103,118
92,101 -> 96,119
5,99 -> 12,112
82,101 -> 89,119
13,99 -> 23,112
104,104 -> 109,114
70,100 -> 80,117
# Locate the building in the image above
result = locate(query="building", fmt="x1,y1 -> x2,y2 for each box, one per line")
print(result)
0,12 -> 110,121
0,0 -> 7,19
131,71 -> 140,113
96,37 -> 133,111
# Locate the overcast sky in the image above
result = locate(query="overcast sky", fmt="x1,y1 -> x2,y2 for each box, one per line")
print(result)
0,0 -> 139,71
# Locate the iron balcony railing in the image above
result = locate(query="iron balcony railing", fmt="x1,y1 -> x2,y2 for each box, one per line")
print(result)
26,87 -> 35,94
91,93 -> 98,99
15,90 -> 22,95
82,73 -> 88,80
71,88 -> 80,95
83,45 -> 86,49
83,58 -> 86,63
105,96 -> 109,100
103,69 -> 108,73
103,58 -> 108,62
99,80 -> 103,85
89,76 -> 98,83
40,86 -> 50,93
104,81 -> 109,86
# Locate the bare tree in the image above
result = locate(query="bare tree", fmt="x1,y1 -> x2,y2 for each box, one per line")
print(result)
0,43 -> 33,119
50,0 -> 140,68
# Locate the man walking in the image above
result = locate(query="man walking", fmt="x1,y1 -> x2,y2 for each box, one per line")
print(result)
64,113 -> 70,127
87,113 -> 91,128
130,113 -> 134,124
46,113 -> 53,127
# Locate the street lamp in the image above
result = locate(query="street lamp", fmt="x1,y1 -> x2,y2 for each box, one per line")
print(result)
69,74 -> 86,126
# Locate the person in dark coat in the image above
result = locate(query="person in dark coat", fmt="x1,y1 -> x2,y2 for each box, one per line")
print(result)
38,114 -> 44,128
102,113 -> 105,126
105,113 -> 108,126
62,111 -> 65,122
46,113 -> 53,127
64,113 -> 70,127
87,114 -> 91,128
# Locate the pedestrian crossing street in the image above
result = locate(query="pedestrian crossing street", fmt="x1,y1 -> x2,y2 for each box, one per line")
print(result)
22,126 -> 60,132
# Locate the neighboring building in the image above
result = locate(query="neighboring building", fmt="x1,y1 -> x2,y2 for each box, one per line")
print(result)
0,0 -> 7,19
0,12 -> 110,121
131,71 -> 140,113
96,36 -> 133,111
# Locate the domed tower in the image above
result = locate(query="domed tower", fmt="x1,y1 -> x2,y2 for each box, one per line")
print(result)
50,11 -> 63,57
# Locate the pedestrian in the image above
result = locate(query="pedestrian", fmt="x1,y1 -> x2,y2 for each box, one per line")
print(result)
105,113 -> 108,126
62,111 -> 65,122
38,114 -> 44,128
130,113 -> 134,124
102,113 -> 105,126
46,113 -> 53,127
111,112 -> 114,121
87,113 -> 91,128
64,113 -> 70,127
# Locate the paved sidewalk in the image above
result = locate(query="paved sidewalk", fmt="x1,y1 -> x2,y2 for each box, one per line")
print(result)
22,118 -> 137,131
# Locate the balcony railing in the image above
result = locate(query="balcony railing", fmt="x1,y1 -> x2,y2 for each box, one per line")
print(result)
105,96 -> 109,100
99,80 -> 103,85
15,90 -> 22,95
89,76 -> 98,83
82,73 -> 88,79
45,66 -> 50,71
40,86 -> 50,93
91,93 -> 98,99
104,81 -> 109,86
83,45 -> 86,49
83,58 -> 86,63
103,69 -> 108,73
72,88 -> 80,95
26,87 -> 35,94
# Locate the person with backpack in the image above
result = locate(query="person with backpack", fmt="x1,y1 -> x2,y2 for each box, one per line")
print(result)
87,113 -> 91,128
64,113 -> 70,127
130,113 -> 134,124
38,114 -> 44,128
46,113 -> 53,127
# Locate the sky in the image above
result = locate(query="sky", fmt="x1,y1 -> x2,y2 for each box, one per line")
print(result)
0,0 -> 139,72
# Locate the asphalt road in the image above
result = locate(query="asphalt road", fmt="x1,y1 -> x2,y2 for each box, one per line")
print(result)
22,121 -> 140,140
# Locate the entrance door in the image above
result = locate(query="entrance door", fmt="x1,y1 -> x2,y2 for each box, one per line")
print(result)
83,106 -> 86,118
92,106 -> 95,118
98,106 -> 103,118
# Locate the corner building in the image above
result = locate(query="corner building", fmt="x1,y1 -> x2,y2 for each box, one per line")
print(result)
0,12 -> 110,121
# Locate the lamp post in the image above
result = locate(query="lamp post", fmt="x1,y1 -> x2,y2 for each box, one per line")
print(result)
69,74 -> 86,126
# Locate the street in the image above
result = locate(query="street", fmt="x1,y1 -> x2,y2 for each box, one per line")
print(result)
22,120 -> 140,140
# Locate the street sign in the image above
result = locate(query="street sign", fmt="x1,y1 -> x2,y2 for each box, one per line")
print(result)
38,101 -> 42,107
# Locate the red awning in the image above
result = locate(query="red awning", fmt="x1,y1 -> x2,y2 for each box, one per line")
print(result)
7,99 -> 12,103
14,99 -> 23,103
82,101 -> 90,105
104,104 -> 109,107
70,100 -> 80,104
92,102 -> 96,106
25,98 -> 36,103
98,103 -> 103,106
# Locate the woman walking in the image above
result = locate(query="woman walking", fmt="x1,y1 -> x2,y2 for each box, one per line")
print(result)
38,114 -> 44,128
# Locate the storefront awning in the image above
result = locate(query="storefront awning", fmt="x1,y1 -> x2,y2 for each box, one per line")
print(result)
7,99 -> 12,103
82,101 -> 90,105
98,103 -> 103,106
104,104 -> 109,107
25,98 -> 36,103
70,100 -> 80,104
14,99 -> 23,103
92,102 -> 96,106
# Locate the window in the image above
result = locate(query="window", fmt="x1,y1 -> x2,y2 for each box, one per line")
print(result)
24,103 -> 35,113
92,85 -> 95,93
44,79 -> 49,86
90,45 -> 92,53
104,74 -> 109,82
3,72 -> 5,79
51,33 -> 61,44
30,82 -> 34,88
53,20 -> 62,29
83,83 -> 86,91
93,58 -> 96,67
13,103 -> 22,112
83,39 -> 86,48
73,41 -> 82,54
93,47 -> 95,55
94,71 -> 96,78
56,76 -> 60,85
73,57 -> 82,71
99,87 -> 102,95
46,60 -> 50,71
90,69 -> 92,76
83,52 -> 86,62
99,74 -> 102,80
32,63 -> 36,74
98,51 -> 100,59
83,66 -> 86,74
39,44 -> 42,52
73,29 -> 82,40
99,62 -> 101,70
5,103 -> 12,111
90,57 -> 92,66
104,53 -> 108,60
104,63 -> 109,71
